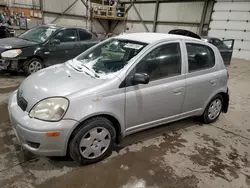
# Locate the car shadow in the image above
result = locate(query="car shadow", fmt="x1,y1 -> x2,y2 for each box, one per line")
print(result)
47,117 -> 203,164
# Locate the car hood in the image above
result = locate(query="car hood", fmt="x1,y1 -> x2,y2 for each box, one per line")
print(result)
19,63 -> 105,111
0,37 -> 37,51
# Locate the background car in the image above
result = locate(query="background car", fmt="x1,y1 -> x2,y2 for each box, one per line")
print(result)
0,25 -> 100,75
169,29 -> 234,66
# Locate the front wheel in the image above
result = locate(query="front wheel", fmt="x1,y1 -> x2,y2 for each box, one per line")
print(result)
69,117 -> 116,165
202,95 -> 223,124
23,58 -> 44,76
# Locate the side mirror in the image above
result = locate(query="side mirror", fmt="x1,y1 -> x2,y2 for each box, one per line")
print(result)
51,39 -> 60,45
133,73 -> 150,85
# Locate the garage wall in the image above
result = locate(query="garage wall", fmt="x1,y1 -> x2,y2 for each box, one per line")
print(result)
43,0 -> 106,36
124,1 -> 213,35
208,0 -> 250,60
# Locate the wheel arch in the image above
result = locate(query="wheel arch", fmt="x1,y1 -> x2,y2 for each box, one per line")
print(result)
202,89 -> 229,114
66,114 -> 123,155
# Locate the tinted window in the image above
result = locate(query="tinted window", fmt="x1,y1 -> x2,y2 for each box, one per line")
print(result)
186,43 -> 215,72
211,38 -> 229,49
79,30 -> 92,41
135,43 -> 181,81
54,29 -> 77,43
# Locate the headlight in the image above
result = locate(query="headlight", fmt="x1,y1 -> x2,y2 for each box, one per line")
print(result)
1,49 -> 22,58
29,97 -> 69,121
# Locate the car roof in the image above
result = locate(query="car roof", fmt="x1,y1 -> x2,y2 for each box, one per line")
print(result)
115,32 -> 201,44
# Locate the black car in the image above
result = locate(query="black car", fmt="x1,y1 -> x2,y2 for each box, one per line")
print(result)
201,36 -> 234,66
168,29 -> 234,66
0,25 -> 100,75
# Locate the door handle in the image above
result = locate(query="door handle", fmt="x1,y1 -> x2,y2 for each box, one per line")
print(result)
210,79 -> 218,85
173,87 -> 183,95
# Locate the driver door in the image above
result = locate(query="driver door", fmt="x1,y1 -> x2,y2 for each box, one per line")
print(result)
48,29 -> 80,65
124,42 -> 186,134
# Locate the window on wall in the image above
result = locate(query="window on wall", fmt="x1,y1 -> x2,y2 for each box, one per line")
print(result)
54,29 -> 77,43
78,30 -> 92,41
186,43 -> 215,72
134,43 -> 182,82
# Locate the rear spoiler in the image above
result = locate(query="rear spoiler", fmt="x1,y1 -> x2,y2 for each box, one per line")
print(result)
168,29 -> 201,40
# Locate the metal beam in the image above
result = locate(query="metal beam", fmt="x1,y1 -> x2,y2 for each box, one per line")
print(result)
50,0 -> 79,24
39,0 -> 44,24
199,0 -> 209,35
80,0 -> 88,8
131,0 -> 149,32
44,11 -> 87,19
153,0 -> 159,32
122,0 -> 205,4
127,19 -> 201,26
96,19 -> 109,33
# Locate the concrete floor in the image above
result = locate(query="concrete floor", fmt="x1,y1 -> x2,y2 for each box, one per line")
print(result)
0,59 -> 250,188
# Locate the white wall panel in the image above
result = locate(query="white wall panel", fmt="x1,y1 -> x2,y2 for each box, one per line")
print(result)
43,0 -> 86,15
232,50 -> 250,60
44,14 -> 106,35
208,1 -> 250,60
156,24 -> 199,34
213,1 -> 250,11
212,12 -> 250,21
158,2 -> 204,23
127,4 -> 154,21
125,22 -> 153,33
234,40 -> 250,51
208,30 -> 250,40
209,21 -> 250,30
0,0 -> 7,5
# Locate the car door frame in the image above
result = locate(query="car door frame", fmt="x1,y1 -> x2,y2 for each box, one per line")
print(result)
122,39 -> 187,135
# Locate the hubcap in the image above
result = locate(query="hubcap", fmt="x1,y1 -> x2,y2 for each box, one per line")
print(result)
28,61 -> 42,74
208,99 -> 222,120
79,127 -> 111,159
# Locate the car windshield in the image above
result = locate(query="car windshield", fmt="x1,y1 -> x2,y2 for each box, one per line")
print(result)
68,38 -> 147,79
19,26 -> 57,43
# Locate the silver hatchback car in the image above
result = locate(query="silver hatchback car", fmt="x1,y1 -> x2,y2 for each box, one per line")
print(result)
8,33 -> 229,165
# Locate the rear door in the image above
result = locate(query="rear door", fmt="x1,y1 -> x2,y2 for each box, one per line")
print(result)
182,42 -> 221,115
48,29 -> 80,65
78,29 -> 99,53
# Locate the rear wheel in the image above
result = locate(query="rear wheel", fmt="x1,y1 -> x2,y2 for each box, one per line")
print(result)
69,117 -> 116,165
23,58 -> 44,76
202,95 -> 223,124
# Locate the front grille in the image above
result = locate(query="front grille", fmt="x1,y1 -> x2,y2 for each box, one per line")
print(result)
17,89 -> 28,111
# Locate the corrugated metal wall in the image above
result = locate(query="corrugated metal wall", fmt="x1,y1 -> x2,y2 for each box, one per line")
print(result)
125,1 -> 206,34
43,0 -> 106,35
208,0 -> 250,60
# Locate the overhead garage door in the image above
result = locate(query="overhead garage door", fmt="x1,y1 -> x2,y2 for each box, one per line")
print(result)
208,0 -> 250,60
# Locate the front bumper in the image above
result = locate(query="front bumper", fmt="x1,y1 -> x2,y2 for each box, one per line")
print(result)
0,59 -> 10,70
8,92 -> 78,156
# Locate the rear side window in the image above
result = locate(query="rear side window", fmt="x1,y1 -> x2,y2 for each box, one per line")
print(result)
186,43 -> 215,72
78,30 -> 92,41
54,29 -> 77,43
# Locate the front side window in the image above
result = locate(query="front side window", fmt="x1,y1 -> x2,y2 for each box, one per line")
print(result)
68,39 -> 147,79
19,26 -> 57,43
134,43 -> 182,82
54,29 -> 77,43
186,43 -> 215,72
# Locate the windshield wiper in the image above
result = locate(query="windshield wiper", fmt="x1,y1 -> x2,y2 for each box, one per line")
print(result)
81,64 -> 100,78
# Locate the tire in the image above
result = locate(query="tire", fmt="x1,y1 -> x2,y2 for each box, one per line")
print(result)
23,58 -> 44,76
69,117 -> 116,165
202,95 -> 223,124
